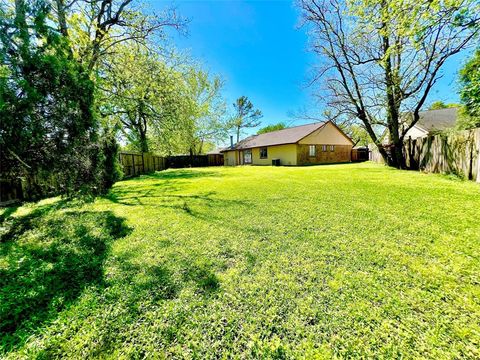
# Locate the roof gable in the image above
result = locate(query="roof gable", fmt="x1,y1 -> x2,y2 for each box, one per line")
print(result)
299,121 -> 355,145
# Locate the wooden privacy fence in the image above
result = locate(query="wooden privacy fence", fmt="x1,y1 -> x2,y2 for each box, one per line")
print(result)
207,154 -> 225,167
351,148 -> 369,162
166,155 -> 208,168
118,152 -> 224,177
369,128 -> 480,181
0,151 -> 223,206
119,152 -> 166,177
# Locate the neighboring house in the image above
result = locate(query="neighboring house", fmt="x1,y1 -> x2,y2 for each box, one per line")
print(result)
222,121 -> 354,166
404,107 -> 458,139
370,107 -> 460,163
382,108 -> 458,143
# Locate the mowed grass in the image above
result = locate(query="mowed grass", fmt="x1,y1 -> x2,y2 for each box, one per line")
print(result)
1,163 -> 479,359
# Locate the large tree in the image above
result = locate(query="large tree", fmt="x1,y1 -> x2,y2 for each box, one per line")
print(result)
0,0 -> 106,197
459,48 -> 480,127
100,45 -> 185,153
299,0 -> 480,168
231,96 -> 263,143
54,0 -> 185,73
180,70 -> 228,155
0,0 -> 185,197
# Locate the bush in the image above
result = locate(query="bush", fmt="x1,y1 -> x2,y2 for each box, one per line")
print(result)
101,135 -> 124,191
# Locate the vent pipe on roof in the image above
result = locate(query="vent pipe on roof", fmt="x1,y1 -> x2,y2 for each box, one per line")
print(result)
230,135 -> 234,148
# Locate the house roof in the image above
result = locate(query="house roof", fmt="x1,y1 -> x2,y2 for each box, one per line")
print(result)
381,107 -> 459,143
222,122 -> 327,151
414,108 -> 458,132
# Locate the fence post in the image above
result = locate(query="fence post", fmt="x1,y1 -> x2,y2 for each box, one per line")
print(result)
132,154 -> 135,176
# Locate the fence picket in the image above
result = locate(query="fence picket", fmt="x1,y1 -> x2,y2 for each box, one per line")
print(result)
369,128 -> 480,181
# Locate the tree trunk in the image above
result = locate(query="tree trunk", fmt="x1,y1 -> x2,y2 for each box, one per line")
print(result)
137,106 -> 149,153
14,0 -> 29,48
236,126 -> 240,143
381,11 -> 406,170
55,0 -> 69,37
139,137 -> 148,153
358,110 -> 390,164
138,126 -> 148,153
189,147 -> 194,167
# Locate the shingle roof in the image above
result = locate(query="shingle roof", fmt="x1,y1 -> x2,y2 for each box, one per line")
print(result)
415,108 -> 458,132
223,122 -> 326,151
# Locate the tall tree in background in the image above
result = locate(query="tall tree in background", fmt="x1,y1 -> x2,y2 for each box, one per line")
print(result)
181,70 -> 228,155
101,45 -> 185,153
459,48 -> 480,128
257,122 -> 286,134
428,101 -> 460,110
231,96 -> 263,142
342,124 -> 371,147
299,0 -> 480,168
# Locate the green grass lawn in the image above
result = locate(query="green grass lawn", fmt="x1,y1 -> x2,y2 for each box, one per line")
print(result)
1,163 -> 479,359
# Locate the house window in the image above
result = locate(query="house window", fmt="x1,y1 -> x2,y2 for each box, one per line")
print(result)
309,145 -> 316,157
322,145 -> 327,152
330,145 -> 335,152
260,147 -> 268,159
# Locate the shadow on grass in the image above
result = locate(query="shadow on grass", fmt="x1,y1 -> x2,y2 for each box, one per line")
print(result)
104,168 -> 235,213
0,205 -> 20,223
104,183 -> 249,222
120,169 -> 222,183
181,261 -> 221,295
109,253 -> 180,304
0,201 -> 131,353
151,169 -> 221,180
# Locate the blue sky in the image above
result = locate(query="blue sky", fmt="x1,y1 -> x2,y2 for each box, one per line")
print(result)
150,0 -> 471,134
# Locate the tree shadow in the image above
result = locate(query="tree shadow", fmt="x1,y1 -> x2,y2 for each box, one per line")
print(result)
118,169 -> 222,183
181,260 -> 221,295
104,183 -> 249,220
104,168 -> 232,212
0,205 -> 20,223
108,251 -> 180,304
0,203 -> 131,353
149,169 -> 222,180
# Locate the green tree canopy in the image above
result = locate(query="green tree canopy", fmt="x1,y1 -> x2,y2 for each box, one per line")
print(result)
101,45 -> 186,153
459,49 -> 480,128
0,0 -> 111,197
257,123 -> 286,134
428,101 -> 460,110
178,70 -> 228,155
